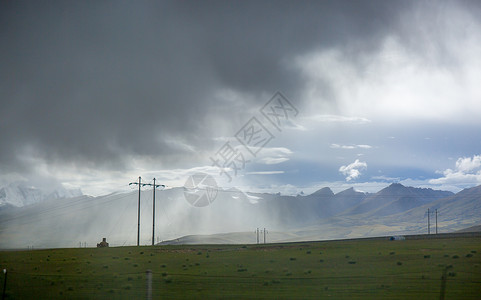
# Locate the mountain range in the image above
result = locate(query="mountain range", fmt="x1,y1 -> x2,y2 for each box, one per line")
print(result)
0,183 -> 479,249
0,181 -> 82,209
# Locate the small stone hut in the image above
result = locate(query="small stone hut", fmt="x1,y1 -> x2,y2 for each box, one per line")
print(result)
97,237 -> 109,248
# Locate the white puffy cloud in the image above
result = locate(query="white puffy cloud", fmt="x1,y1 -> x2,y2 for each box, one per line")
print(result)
246,171 -> 284,175
331,144 -> 372,150
339,159 -> 367,181
255,147 -> 293,165
306,114 -> 371,124
429,155 -> 481,186
455,156 -> 481,173
371,175 -> 400,182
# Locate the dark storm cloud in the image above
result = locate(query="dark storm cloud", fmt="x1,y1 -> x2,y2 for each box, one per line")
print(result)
0,1 -> 411,173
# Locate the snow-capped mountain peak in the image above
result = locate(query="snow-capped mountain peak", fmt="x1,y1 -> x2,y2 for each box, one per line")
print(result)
0,181 -> 82,208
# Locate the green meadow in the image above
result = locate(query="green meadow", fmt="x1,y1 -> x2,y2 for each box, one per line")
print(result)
1,237 -> 480,299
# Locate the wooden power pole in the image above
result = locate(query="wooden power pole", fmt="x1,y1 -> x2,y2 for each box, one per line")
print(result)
142,178 -> 165,246
129,176 -> 142,246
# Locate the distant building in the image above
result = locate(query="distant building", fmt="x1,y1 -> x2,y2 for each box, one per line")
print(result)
97,237 -> 109,247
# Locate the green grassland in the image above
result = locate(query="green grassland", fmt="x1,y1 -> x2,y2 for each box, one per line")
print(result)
1,236 -> 480,299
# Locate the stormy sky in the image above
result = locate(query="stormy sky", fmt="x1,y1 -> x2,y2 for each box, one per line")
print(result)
1,0 -> 481,195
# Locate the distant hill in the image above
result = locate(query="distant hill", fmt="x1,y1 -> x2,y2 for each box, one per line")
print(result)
310,187 -> 335,197
158,231 -> 301,245
456,224 -> 481,233
332,187 -> 368,214
427,185 -> 481,224
340,183 -> 453,217
299,187 -> 366,218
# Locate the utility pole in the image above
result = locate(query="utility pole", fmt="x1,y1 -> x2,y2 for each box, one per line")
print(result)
427,208 -> 430,235
2,269 -> 7,300
129,176 -> 142,246
440,266 -> 447,300
435,209 -> 438,234
262,228 -> 268,244
256,228 -> 259,244
142,178 -> 165,246
152,178 -> 156,246
146,269 -> 152,300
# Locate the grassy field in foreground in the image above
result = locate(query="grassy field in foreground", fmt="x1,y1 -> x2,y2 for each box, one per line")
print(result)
0,237 -> 480,299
